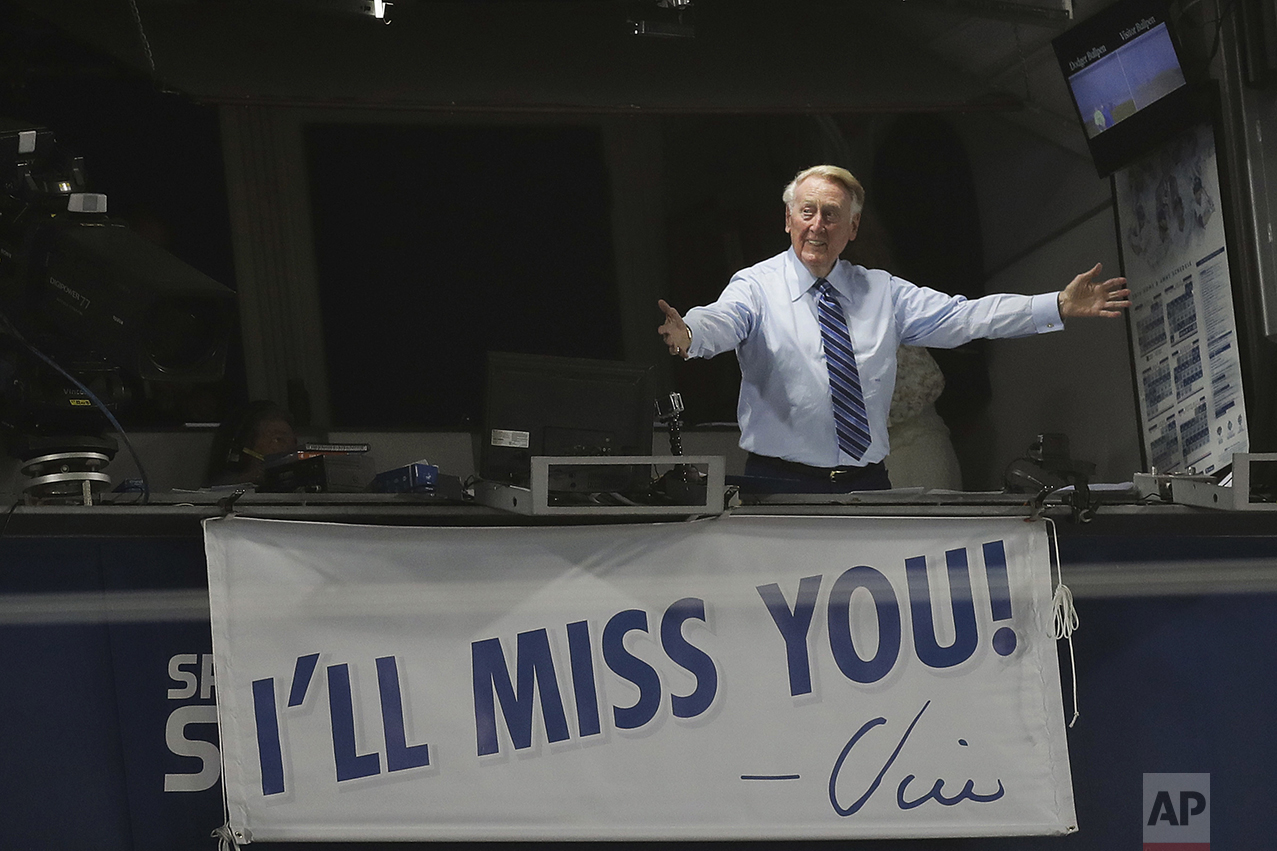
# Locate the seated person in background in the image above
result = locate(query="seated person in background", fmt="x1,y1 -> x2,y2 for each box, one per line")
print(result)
885,344 -> 963,490
204,400 -> 298,487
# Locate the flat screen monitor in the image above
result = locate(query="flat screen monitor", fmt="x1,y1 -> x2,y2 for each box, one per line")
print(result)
1053,0 -> 1199,177
479,351 -> 655,493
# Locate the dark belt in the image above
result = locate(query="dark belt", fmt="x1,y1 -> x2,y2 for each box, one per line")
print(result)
747,453 -> 884,485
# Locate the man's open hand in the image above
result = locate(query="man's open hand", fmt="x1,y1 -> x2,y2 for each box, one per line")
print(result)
657,299 -> 692,358
1059,263 -> 1130,319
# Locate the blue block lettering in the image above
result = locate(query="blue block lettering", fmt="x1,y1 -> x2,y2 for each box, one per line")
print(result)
757,575 -> 822,696
602,609 -> 661,730
471,630 -> 571,756
660,597 -> 718,719
328,663 -> 382,781
289,653 -> 320,707
982,540 -> 1019,656
251,677 -> 285,796
375,656 -> 431,772
982,540 -> 1013,621
907,550 -> 978,669
827,566 -> 901,684
567,621 -> 602,738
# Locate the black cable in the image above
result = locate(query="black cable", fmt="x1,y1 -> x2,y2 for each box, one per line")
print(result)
0,312 -> 152,503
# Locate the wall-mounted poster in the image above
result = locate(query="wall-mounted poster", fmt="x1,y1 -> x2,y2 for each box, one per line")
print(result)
1115,122 -> 1248,474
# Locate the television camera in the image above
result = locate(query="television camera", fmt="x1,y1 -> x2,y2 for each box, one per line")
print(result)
0,120 -> 236,502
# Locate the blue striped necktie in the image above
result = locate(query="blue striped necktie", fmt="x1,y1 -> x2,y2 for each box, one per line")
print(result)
815,278 -> 871,461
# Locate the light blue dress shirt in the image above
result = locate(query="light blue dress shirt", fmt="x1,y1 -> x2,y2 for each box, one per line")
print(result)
683,248 -> 1065,468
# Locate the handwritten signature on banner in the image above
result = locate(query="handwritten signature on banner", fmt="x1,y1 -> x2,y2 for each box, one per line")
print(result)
828,700 -> 1005,817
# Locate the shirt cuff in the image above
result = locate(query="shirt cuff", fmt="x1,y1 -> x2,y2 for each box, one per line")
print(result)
683,312 -> 705,357
1031,292 -> 1065,334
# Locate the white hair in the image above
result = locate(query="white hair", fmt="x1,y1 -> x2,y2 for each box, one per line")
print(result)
782,165 -> 865,215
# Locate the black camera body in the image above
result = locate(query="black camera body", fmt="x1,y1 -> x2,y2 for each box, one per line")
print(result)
2,121 -> 235,383
0,120 -> 236,441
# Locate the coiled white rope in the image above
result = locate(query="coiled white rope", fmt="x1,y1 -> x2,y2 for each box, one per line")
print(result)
1045,517 -> 1080,727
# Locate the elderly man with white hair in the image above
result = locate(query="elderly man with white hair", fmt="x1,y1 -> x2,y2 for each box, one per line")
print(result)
657,164 -> 1129,492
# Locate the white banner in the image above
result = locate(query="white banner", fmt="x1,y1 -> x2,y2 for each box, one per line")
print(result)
205,514 -> 1075,843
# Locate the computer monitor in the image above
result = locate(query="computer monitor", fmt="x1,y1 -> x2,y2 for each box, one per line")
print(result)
1052,0 -> 1200,177
479,351 -> 655,492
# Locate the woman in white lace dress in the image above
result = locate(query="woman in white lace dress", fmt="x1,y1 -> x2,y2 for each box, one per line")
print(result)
885,344 -> 963,490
